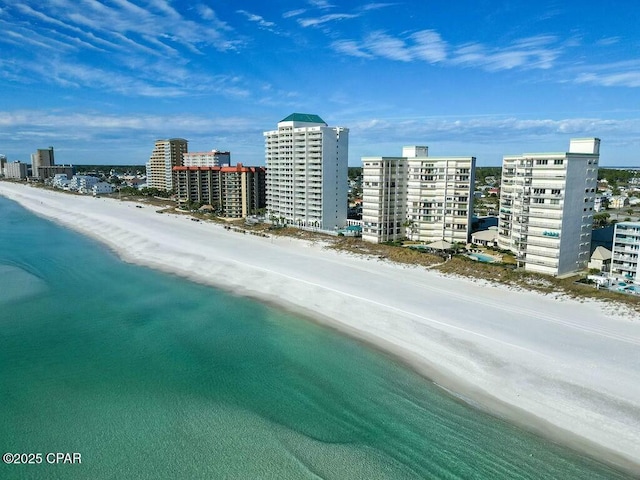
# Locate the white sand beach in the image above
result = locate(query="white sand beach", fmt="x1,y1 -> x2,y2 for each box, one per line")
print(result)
2,182 -> 639,474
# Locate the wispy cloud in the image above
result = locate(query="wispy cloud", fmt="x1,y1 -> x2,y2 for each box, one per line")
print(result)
236,9 -> 276,29
0,0 -> 247,97
576,72 -> 640,88
347,115 -> 640,147
595,36 -> 620,46
570,59 -> 640,88
334,31 -> 561,70
283,9 -> 306,18
298,13 -> 359,28
331,40 -> 373,58
360,3 -> 397,11
332,29 -> 447,63
307,0 -> 334,9
451,36 -> 560,71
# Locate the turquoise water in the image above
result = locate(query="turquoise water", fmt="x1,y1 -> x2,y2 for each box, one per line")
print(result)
0,196 -> 631,479
469,253 -> 496,263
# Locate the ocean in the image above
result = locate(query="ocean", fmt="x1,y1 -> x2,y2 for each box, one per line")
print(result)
0,196 -> 631,479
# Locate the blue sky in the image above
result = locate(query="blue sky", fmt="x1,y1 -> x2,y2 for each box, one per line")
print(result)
1,0 -> 639,167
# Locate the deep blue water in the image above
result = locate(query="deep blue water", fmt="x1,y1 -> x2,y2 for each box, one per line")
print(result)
0,196 -> 631,479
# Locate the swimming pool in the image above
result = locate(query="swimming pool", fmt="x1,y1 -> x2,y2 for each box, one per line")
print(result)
469,253 -> 496,263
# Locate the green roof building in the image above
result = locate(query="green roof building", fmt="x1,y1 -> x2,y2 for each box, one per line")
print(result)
264,114 -> 348,231
279,113 -> 327,125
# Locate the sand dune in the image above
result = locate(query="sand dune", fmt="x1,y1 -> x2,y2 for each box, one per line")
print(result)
2,181 -> 639,474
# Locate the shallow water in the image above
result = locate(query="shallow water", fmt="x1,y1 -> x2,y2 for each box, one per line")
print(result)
0,196 -> 631,479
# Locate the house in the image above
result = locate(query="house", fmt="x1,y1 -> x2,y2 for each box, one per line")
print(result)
587,246 -> 612,273
609,195 -> 629,209
471,227 -> 498,247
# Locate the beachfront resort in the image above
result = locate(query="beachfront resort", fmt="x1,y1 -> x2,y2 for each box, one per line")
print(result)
1,114 -> 640,477
1,115 -> 639,295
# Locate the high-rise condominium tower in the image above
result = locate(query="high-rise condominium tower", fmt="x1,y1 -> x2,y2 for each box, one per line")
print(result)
145,138 -> 188,191
264,113 -> 348,231
497,138 -> 600,276
31,147 -> 55,179
610,221 -> 640,285
362,146 -> 476,244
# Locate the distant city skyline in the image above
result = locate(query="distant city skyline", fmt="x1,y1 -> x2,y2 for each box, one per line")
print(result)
1,1 -> 639,166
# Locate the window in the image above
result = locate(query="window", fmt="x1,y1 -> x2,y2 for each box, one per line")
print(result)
551,189 -> 561,195
536,159 -> 549,165
554,159 -> 564,165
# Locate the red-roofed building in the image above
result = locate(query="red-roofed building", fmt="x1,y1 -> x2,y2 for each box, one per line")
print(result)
173,163 -> 266,218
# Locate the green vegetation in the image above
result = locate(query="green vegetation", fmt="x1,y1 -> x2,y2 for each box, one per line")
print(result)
119,186 -> 171,198
75,164 -> 145,175
593,212 -> 611,228
598,168 -> 639,185
475,166 -> 502,185
348,167 -> 362,180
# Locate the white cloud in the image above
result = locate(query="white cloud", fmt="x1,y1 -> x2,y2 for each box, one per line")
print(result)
360,3 -> 397,11
236,9 -> 276,29
298,13 -> 359,28
365,31 -> 412,61
283,9 -> 306,18
595,36 -> 620,46
332,29 -> 447,64
334,31 -> 560,71
451,36 -> 560,71
307,0 -> 334,9
410,30 -> 447,63
331,40 -> 372,58
576,72 -> 640,88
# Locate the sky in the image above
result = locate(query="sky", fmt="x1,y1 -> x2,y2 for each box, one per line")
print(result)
1,0 -> 640,167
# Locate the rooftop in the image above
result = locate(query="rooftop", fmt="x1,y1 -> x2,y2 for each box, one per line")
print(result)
279,113 -> 326,124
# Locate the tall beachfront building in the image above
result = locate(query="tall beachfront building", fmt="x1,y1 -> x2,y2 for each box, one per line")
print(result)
182,150 -> 230,167
610,221 -> 640,285
361,155 -> 408,243
145,138 -> 188,191
31,147 -> 55,179
497,138 -> 600,277
264,113 -> 348,231
173,163 -> 266,218
362,146 -> 476,244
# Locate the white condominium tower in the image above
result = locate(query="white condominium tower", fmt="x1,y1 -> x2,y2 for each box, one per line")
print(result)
31,147 -> 55,179
264,113 -> 348,231
497,138 -> 600,277
182,150 -> 230,167
362,146 -> 475,244
145,138 -> 188,191
361,155 -> 408,243
610,221 -> 640,285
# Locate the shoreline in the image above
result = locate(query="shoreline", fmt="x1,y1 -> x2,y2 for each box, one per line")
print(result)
2,182 -> 639,475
